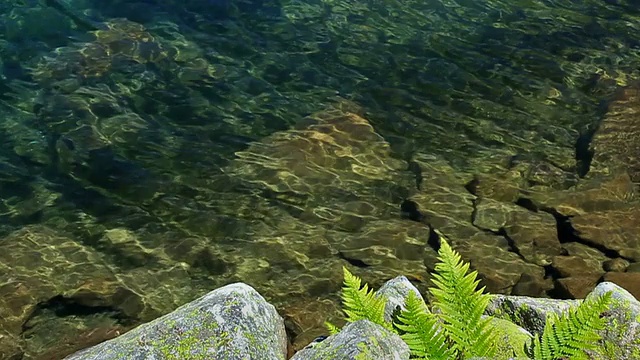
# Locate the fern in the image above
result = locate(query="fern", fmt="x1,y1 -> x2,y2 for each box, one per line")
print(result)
429,235 -> 497,358
324,321 -> 340,335
339,266 -> 392,331
331,236 -> 613,360
529,291 -> 612,360
395,291 -> 454,360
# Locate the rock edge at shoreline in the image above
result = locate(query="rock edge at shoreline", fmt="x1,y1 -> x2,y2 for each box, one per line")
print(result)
64,278 -> 640,360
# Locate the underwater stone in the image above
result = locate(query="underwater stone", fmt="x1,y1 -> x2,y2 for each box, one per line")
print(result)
589,85 -> 640,183
290,320 -> 410,360
64,283 -> 288,360
555,274 -> 603,299
0,330 -> 24,360
525,171 -> 636,217
0,225 -> 139,349
602,258 -> 629,272
409,155 -> 545,295
599,274 -> 640,302
570,207 -> 640,262
550,255 -> 602,278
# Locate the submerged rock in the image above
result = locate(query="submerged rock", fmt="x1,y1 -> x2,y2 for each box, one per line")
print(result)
570,207 -> 640,261
0,330 -> 23,360
473,198 -> 562,266
407,155 -> 545,295
65,283 -> 288,360
226,102 -> 412,218
601,272 -> 640,299
0,225 -> 145,358
526,171 -> 636,216
218,103 -> 428,345
589,85 -> 640,183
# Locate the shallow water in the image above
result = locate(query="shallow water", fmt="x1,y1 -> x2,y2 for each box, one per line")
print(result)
1,0 -> 640,357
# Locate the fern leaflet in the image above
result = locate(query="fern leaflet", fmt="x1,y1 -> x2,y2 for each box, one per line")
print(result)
341,266 -> 392,330
324,321 -> 340,335
429,235 -> 497,358
396,291 -> 455,360
530,291 -> 612,360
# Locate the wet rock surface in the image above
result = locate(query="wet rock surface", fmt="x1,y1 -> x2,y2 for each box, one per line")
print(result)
523,171 -> 636,216
407,157 -> 546,295
554,274 -> 604,299
562,242 -> 610,270
570,208 -> 640,261
465,82 -> 640,301
0,330 -> 23,360
474,198 -> 563,266
218,104 -> 430,344
551,255 -> 602,278
226,102 -> 414,225
603,258 -> 629,272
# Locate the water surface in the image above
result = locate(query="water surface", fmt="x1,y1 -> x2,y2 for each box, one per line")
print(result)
1,0 -> 640,357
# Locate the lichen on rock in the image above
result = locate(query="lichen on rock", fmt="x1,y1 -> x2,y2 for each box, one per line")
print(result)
64,283 -> 288,360
290,320 -> 410,360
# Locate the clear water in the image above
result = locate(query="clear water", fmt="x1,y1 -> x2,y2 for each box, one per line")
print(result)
1,0 -> 640,357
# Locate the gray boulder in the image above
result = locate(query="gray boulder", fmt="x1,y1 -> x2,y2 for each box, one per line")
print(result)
62,274 -> 640,360
485,281 -> 640,359
64,283 -> 287,360
484,294 -> 581,335
585,281 -> 640,359
375,275 -> 423,322
291,320 -> 410,360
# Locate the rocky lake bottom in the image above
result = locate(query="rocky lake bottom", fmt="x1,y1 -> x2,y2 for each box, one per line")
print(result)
1,0 -> 640,358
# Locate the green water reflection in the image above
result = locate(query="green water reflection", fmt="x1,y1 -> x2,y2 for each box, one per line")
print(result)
1,0 -> 640,357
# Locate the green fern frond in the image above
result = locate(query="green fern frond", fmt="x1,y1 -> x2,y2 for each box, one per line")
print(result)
325,321 -> 340,335
324,321 -> 340,335
530,291 -> 612,360
429,235 -> 497,358
341,266 -> 392,330
396,291 -> 455,360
